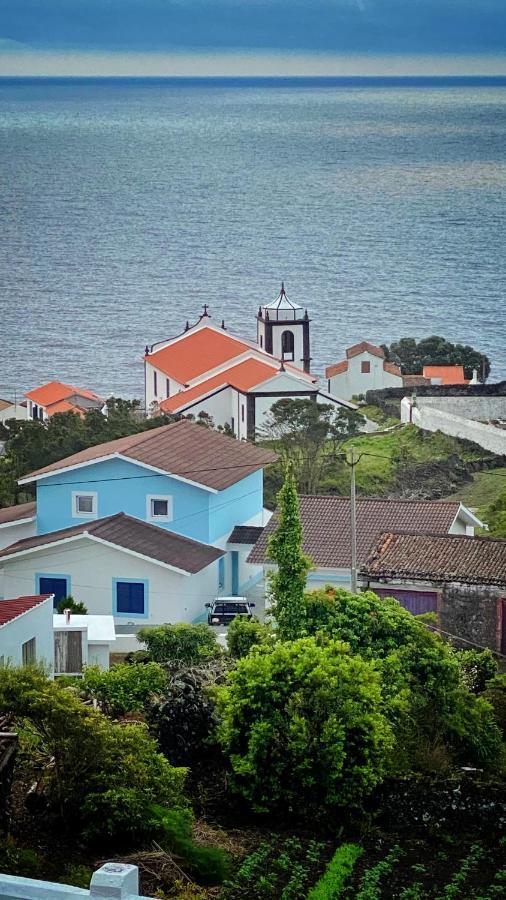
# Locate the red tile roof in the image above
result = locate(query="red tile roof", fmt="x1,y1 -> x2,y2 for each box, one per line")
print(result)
0,513 -> 224,574
45,400 -> 87,417
0,501 -> 36,526
423,365 -> 469,385
362,532 -> 506,587
325,360 -> 348,378
346,341 -> 386,360
326,343 -> 401,381
26,381 -> 103,408
146,327 -> 251,383
248,496 -> 464,568
0,595 -> 51,627
19,419 -> 277,491
403,374 -> 432,387
384,361 -> 402,377
160,358 -> 279,413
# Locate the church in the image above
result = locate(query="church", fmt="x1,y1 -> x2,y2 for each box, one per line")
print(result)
144,285 -> 356,439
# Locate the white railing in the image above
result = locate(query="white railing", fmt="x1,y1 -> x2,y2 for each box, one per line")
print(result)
0,863 -> 149,900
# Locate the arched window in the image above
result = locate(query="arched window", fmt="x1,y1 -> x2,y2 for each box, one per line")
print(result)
281,330 -> 294,361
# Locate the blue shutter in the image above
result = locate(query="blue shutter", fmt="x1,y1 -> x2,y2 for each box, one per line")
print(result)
116,581 -> 145,614
38,577 -> 68,608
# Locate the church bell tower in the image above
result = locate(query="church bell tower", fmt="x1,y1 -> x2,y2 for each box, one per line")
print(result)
256,284 -> 311,373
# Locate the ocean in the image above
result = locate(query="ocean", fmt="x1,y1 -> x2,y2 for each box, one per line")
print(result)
1,76 -> 505,400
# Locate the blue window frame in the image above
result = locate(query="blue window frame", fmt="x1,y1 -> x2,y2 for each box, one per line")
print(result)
113,578 -> 148,618
36,574 -> 70,609
218,556 -> 225,591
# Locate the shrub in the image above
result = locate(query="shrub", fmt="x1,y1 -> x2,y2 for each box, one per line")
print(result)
148,665 -> 221,766
79,662 -> 167,716
226,616 -> 272,659
56,595 -> 88,614
483,674 -> 506,738
137,623 -> 221,665
218,638 -> 393,815
306,843 -> 363,899
0,837 -> 40,879
151,805 -> 230,885
455,649 -> 497,694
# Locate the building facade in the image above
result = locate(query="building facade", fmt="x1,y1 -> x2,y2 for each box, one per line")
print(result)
326,341 -> 403,401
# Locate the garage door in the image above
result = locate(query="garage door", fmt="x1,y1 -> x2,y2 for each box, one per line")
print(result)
374,587 -> 438,616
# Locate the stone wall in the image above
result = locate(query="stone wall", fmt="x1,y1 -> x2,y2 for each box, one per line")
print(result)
367,379 -> 506,405
401,399 -> 506,456
440,582 -> 501,651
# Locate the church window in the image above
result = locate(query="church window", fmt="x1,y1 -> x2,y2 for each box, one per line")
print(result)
281,330 -> 294,361
166,378 -> 170,397
260,334 -> 263,348
153,371 -> 158,395
361,361 -> 371,374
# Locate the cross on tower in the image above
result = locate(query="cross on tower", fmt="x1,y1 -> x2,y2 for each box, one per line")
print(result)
202,303 -> 210,317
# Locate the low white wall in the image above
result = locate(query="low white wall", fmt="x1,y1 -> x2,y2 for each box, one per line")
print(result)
418,395 -> 506,421
0,862 -> 148,900
401,397 -> 506,455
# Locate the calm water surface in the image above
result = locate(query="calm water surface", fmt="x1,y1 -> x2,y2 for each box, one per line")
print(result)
1,78 -> 505,398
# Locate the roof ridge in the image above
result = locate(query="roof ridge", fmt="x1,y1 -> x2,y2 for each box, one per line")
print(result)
297,494 -> 460,504
378,529 -> 506,544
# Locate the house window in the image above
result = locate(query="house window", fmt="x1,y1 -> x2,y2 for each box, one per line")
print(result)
281,330 -> 295,361
32,403 -> 38,420
114,580 -> 147,617
241,404 -> 245,423
22,637 -> 36,666
361,361 -> 371,374
37,575 -> 70,608
153,371 -> 158,396
72,491 -> 97,518
218,556 -> 225,590
146,494 -> 173,522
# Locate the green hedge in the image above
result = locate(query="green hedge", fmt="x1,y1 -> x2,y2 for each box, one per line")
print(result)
306,843 -> 362,899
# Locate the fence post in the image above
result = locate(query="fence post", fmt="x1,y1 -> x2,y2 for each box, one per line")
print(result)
90,864 -> 140,899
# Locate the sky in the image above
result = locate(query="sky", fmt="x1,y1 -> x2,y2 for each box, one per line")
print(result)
1,0 -> 506,76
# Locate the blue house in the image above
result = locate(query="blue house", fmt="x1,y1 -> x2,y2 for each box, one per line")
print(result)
0,421 -> 275,646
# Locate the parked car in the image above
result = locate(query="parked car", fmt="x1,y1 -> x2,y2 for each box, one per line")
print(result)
205,597 -> 255,626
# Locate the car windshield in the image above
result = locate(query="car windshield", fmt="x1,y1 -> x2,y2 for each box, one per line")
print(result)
213,603 -> 248,614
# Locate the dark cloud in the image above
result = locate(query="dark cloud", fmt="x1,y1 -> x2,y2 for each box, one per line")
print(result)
1,0 -> 506,54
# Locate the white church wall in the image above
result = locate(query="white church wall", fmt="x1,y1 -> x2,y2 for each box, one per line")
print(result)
329,351 -> 402,401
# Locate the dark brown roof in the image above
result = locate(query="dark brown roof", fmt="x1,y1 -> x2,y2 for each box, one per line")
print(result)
361,532 -> 506,587
19,419 -> 276,491
0,501 -> 36,526
228,525 -> 265,545
247,496 -> 465,568
0,513 -> 224,574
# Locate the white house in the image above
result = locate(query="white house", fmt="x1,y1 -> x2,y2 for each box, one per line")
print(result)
248,496 -> 484,594
53,612 -> 116,674
0,595 -> 54,672
144,286 -> 356,440
0,397 -> 26,423
0,420 -> 276,650
326,341 -> 403,401
25,381 -> 104,421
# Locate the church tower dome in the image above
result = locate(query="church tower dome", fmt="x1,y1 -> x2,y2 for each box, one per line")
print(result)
257,283 -> 311,373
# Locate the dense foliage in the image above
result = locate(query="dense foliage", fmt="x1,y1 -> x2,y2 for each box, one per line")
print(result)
137,622 -> 221,664
78,661 -> 168,716
481,487 -> 506,538
226,615 -> 273,659
218,637 -> 393,815
381,335 -> 491,381
267,464 -> 310,641
56,595 -> 88,614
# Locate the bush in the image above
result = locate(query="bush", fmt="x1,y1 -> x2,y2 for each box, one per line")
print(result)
226,616 -> 272,659
0,837 -> 40,879
56,595 -> 88,614
151,805 -> 230,885
483,674 -> 506,738
148,665 -> 221,766
307,843 -> 363,899
138,623 -> 221,665
218,638 -> 393,815
455,649 -> 497,694
79,662 -> 167,716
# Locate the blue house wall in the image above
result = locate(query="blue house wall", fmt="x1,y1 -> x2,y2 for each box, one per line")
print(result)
36,457 -> 212,543
208,470 -> 263,541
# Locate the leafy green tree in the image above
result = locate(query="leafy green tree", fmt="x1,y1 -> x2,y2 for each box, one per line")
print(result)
0,667 -> 186,845
56,595 -> 88,614
382,335 -> 490,381
137,622 -> 221,665
267,464 -> 311,641
482,487 -> 506,538
226,616 -> 273,659
259,398 -> 364,494
218,637 -> 393,815
78,662 -> 167,716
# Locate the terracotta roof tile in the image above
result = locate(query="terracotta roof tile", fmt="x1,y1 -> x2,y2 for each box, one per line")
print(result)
0,513 -> 224,574
423,366 -> 469,385
0,595 -> 51,627
248,496 -> 463,568
0,501 -> 36,526
45,400 -> 87,417
403,374 -> 432,387
346,341 -> 385,360
19,419 -> 277,491
26,380 -> 103,407
383,361 -> 402,377
361,531 -> 506,587
147,327 -> 250,383
325,359 -> 348,378
160,358 -> 278,413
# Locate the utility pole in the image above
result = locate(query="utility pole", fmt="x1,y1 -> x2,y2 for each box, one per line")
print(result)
340,448 -> 360,593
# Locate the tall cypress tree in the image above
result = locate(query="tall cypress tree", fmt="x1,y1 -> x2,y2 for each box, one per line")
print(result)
267,462 -> 311,641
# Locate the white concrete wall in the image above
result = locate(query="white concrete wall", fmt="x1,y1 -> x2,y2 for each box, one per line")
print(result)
0,596 -> 54,674
416,395 -> 506,421
329,351 -> 402,401
257,320 -> 305,367
145,362 -> 185,410
181,387 -> 240,435
0,863 -> 148,900
2,538 -> 220,632
401,397 -> 506,456
88,643 -> 110,669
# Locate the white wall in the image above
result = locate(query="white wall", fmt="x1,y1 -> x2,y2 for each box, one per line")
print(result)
0,519 -> 37,554
0,402 -> 25,423
0,597 -> 54,674
2,538 -> 220,632
401,398 -> 506,456
180,387 -> 239,435
329,351 -> 402,401
145,362 -> 185,410
0,862 -> 149,900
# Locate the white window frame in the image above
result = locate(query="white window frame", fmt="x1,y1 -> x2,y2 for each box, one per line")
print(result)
72,491 -> 98,518
146,494 -> 173,522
